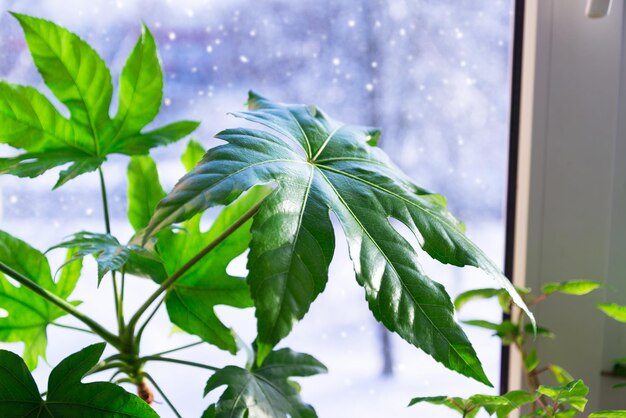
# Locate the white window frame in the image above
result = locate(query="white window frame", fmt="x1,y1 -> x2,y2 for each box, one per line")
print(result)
509,0 -> 626,409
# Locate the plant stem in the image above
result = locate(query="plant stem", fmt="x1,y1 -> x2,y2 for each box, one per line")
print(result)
144,373 -> 182,418
126,200 -> 263,333
149,341 -> 205,357
98,166 -> 126,333
52,322 -> 96,335
98,167 -> 112,235
135,297 -> 164,344
0,260 -> 119,347
140,356 -> 219,371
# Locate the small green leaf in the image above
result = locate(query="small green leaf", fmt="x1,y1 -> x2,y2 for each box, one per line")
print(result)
549,364 -> 574,385
524,324 -> 554,338
537,380 -> 589,412
589,411 -> 626,418
598,303 -> 626,323
0,231 -> 79,369
0,343 -> 159,417
181,139 -> 206,171
542,280 -> 601,296
204,348 -> 326,418
454,288 -> 504,311
463,319 -> 501,331
409,396 -> 466,414
50,232 -> 131,283
485,390 -> 536,418
524,349 -> 539,372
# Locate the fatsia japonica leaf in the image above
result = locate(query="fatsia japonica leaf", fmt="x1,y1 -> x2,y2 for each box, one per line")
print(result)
127,145 -> 270,352
48,232 -> 160,284
0,343 -> 158,417
0,13 -> 198,188
145,92 -> 533,384
203,348 -> 326,418
0,230 -> 80,369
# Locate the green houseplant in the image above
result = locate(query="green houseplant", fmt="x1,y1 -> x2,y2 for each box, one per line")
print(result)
410,282 -> 626,417
0,13 -> 534,417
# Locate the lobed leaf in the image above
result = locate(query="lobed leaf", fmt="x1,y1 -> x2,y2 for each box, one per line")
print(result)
0,343 -> 158,417
145,92 -> 534,384
204,348 -> 326,418
128,144 -> 269,352
0,14 -> 197,187
0,231 -> 80,369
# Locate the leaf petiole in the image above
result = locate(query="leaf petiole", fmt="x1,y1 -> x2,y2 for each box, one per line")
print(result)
148,341 -> 205,357
51,322 -> 96,335
144,373 -> 182,418
139,355 -> 219,371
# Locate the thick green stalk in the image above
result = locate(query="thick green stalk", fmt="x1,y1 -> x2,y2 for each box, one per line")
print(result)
0,261 -> 120,347
126,199 -> 263,334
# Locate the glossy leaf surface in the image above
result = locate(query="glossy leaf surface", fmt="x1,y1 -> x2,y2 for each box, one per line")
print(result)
0,14 -> 197,187
0,231 -> 80,369
145,92 -> 533,384
0,343 -> 158,417
204,348 -> 326,418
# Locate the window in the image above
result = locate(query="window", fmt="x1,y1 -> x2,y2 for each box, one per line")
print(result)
0,1 -> 516,416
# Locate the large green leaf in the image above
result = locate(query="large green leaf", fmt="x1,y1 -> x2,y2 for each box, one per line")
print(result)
0,231 -> 80,369
128,144 -> 269,352
144,92 -> 532,384
0,14 -> 198,188
204,348 -> 326,418
0,343 -> 158,417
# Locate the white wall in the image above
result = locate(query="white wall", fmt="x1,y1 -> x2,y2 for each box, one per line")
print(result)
512,0 -> 626,410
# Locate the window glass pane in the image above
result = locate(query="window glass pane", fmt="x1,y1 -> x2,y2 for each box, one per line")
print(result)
0,1 -> 513,416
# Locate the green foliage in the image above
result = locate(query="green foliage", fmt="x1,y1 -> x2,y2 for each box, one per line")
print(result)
0,12 -> 546,418
0,14 -> 197,188
542,280 -> 601,296
589,412 -> 626,418
598,303 -> 626,323
409,394 -> 511,418
0,343 -> 158,417
127,144 -> 271,353
204,348 -> 326,418
537,380 -> 589,413
0,231 -> 80,369
144,91 -> 534,384
49,232 -> 158,284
